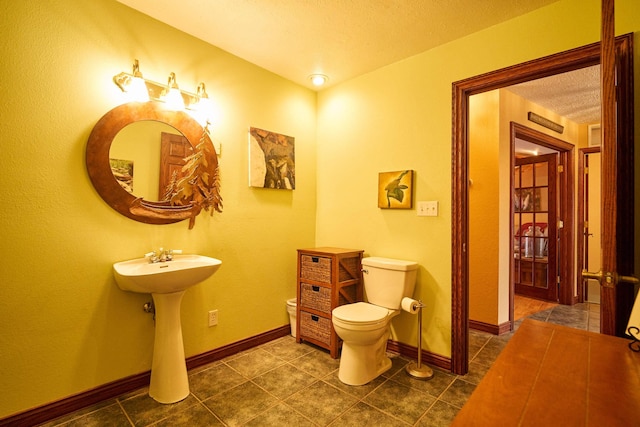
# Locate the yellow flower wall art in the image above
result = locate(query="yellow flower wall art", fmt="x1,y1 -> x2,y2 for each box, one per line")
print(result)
378,170 -> 414,209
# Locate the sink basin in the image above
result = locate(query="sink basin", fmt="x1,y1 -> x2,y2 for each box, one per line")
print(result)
112,254 -> 221,404
113,254 -> 221,294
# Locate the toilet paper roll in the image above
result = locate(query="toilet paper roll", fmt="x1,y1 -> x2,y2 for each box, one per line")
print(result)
401,297 -> 420,314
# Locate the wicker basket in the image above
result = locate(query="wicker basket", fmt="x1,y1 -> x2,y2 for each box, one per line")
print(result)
301,255 -> 331,283
300,283 -> 332,313
299,311 -> 331,345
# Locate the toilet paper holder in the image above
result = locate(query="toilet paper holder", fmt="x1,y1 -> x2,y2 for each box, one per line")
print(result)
405,299 -> 434,380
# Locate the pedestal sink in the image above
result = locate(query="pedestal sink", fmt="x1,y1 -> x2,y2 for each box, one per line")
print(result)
113,254 -> 221,404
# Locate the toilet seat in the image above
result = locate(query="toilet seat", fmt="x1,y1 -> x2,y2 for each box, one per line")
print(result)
332,302 -> 391,328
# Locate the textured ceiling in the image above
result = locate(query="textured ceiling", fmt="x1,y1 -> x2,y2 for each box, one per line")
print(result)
116,0 -> 599,124
117,0 -> 560,89
507,65 -> 601,124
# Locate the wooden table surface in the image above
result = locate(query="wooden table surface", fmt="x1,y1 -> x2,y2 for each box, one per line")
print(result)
452,318 -> 640,426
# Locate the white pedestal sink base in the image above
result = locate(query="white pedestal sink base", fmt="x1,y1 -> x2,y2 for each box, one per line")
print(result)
149,291 -> 189,404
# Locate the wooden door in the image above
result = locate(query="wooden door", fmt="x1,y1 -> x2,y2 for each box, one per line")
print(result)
158,132 -> 193,200
514,154 -> 558,302
585,0 -> 637,336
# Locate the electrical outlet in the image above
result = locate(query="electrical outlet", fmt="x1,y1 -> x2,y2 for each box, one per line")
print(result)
208,309 -> 218,326
417,200 -> 438,217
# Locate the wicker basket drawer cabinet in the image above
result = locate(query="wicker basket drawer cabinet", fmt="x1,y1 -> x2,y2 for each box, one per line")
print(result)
296,247 -> 364,358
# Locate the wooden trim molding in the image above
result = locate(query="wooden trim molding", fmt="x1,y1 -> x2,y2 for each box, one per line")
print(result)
387,340 -> 451,372
0,326 -> 290,427
469,319 -> 512,336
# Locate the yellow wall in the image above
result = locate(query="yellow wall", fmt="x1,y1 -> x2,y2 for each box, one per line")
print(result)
0,0 -> 317,417
1,0 -> 639,419
467,88 -> 581,327
317,0 -> 639,357
468,91 -> 501,325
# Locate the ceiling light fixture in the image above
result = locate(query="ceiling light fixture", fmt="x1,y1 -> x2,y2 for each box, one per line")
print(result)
309,74 -> 329,87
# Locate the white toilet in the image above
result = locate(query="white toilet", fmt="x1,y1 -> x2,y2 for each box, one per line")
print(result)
331,256 -> 418,385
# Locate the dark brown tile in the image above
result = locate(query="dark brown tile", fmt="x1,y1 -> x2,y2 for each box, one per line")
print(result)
389,366 -> 455,398
153,402 -> 224,426
118,393 -> 198,426
471,336 -> 508,366
225,349 -> 286,378
380,353 -> 410,378
438,378 -> 476,408
285,380 -> 358,426
330,401 -> 409,426
468,330 -> 491,359
322,370 -> 386,399
189,362 -> 247,400
45,403 -> 131,427
39,400 -> 121,426
290,348 -> 340,378
262,337 -> 315,361
252,363 -> 316,399
203,381 -> 278,426
243,402 -> 315,427
363,379 -> 435,424
418,400 -> 460,427
461,360 -> 491,385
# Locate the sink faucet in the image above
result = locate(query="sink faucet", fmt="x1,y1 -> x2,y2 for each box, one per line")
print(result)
145,248 -> 181,263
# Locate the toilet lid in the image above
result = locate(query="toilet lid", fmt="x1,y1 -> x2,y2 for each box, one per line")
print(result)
333,302 -> 390,324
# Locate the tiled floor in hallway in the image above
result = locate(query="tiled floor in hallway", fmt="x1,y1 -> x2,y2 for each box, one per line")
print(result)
42,301 -> 600,426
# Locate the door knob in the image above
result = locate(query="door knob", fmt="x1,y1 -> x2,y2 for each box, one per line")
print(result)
582,270 -> 602,281
582,270 -> 639,287
619,274 -> 640,285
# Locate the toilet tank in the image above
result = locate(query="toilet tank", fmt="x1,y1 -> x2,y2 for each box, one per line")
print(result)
361,257 -> 418,309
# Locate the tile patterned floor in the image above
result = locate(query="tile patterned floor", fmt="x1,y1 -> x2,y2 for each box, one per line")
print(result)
41,302 -> 599,427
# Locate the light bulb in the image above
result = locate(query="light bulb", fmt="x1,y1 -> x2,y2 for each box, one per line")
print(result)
309,74 -> 328,87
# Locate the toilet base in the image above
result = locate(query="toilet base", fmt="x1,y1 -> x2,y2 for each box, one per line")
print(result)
337,329 -> 391,386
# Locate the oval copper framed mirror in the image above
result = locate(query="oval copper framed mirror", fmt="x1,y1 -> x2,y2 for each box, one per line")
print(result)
86,101 -> 220,225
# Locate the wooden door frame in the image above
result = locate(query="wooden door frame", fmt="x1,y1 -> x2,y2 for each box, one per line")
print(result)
510,123 -> 574,316
451,34 -> 633,375
577,146 -> 601,304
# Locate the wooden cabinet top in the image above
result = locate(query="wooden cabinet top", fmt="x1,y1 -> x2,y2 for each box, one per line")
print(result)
298,247 -> 364,255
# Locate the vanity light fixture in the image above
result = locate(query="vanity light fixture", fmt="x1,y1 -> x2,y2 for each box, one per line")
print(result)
188,82 -> 217,126
309,74 -> 329,87
163,72 -> 186,110
192,82 -> 211,111
113,59 -> 150,102
129,60 -> 150,102
112,60 -> 215,117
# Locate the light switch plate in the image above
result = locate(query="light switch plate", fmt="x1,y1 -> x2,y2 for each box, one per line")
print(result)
417,201 -> 438,217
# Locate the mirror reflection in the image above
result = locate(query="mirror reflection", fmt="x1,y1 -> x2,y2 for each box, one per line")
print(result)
110,121 -> 190,201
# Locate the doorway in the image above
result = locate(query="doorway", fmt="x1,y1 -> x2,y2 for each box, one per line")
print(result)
510,123 -> 575,322
450,34 -> 634,375
578,146 -> 602,304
